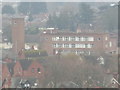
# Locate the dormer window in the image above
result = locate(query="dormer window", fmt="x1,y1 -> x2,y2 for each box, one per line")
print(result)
37,68 -> 41,73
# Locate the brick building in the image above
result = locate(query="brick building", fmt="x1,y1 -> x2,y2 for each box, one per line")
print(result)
1,59 -> 44,88
41,29 -> 118,55
2,63 -> 12,88
11,17 -> 25,59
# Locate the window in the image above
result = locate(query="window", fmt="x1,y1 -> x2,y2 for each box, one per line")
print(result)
63,37 -> 65,41
53,44 -> 58,48
59,37 -> 62,41
56,44 -> 59,48
69,44 -> 72,48
58,44 -> 62,48
78,37 -> 81,41
53,44 -> 56,48
109,42 -> 112,47
79,44 -> 82,48
71,44 -> 75,48
52,37 -> 58,41
81,37 -> 85,41
85,37 -> 88,41
64,44 -> 69,48
91,44 -> 94,48
79,44 -> 85,48
88,37 -> 94,41
52,37 -> 55,41
105,37 -> 108,40
75,37 -> 79,41
85,44 -> 88,48
71,37 -> 75,41
56,37 -> 59,41
31,68 -> 35,73
98,38 -> 101,40
37,68 -> 41,73
75,44 -> 79,48
87,44 -> 92,48
65,37 -> 69,41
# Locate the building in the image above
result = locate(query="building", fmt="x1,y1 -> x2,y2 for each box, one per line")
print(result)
2,63 -> 12,88
2,58 -> 44,88
41,29 -> 118,55
11,17 -> 25,59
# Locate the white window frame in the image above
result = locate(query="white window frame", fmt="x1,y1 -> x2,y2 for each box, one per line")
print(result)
88,37 -> 94,41
75,37 -> 79,41
109,42 -> 112,47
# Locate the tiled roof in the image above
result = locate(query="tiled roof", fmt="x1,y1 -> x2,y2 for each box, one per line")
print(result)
7,62 -> 15,76
19,60 -> 32,70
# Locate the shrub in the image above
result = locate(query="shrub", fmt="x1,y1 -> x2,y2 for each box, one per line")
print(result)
25,50 -> 48,57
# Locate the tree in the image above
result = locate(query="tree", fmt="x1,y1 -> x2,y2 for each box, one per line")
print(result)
28,14 -> 33,22
18,2 -> 47,15
2,5 -> 15,15
2,24 -> 12,42
103,54 -> 118,73
98,5 -> 109,12
25,50 -> 48,57
43,54 -> 106,88
47,10 -> 77,31
18,2 -> 30,15
31,2 -> 47,14
46,14 -> 58,28
96,7 -> 118,32
76,3 -> 94,29
25,26 -> 39,34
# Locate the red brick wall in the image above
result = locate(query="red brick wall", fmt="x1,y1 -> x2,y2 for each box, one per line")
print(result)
11,18 -> 25,59
24,61 -> 44,78
13,61 -> 23,77
41,32 -> 116,55
2,64 -> 11,88
2,64 -> 11,81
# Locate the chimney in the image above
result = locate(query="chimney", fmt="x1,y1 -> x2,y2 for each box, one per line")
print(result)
11,17 -> 25,59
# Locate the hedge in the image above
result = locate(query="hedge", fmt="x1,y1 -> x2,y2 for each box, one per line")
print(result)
25,50 -> 48,57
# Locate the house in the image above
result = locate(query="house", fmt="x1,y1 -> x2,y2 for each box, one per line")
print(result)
7,61 -> 15,77
2,58 -> 45,88
11,60 -> 45,88
26,60 -> 44,78
2,64 -> 12,88
13,61 -> 23,77
3,57 -> 13,63
12,60 -> 44,78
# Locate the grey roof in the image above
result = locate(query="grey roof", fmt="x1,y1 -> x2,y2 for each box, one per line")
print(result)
7,62 -> 15,76
19,60 -> 32,70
